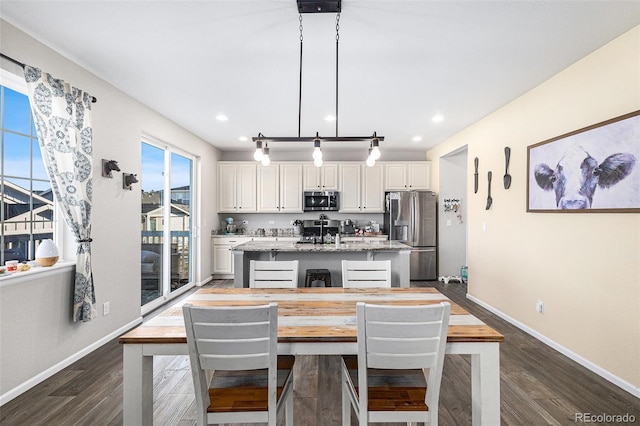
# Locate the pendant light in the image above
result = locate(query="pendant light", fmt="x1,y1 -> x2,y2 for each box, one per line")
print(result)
253,1 -> 384,165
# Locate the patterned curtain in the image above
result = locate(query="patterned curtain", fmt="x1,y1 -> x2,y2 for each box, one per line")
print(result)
23,65 -> 96,322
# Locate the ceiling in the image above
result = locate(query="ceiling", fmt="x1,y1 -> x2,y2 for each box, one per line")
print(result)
2,1 -> 639,156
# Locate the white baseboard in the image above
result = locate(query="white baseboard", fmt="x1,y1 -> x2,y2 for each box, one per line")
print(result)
198,274 -> 213,286
466,293 -> 640,399
0,317 -> 143,406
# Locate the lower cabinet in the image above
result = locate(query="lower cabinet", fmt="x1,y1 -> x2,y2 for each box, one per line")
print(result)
212,236 -> 302,275
212,237 -> 251,274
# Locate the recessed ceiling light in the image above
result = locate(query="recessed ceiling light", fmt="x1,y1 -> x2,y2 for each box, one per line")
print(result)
216,114 -> 228,122
324,115 -> 336,122
412,136 -> 422,142
238,136 -> 248,142
432,114 -> 444,123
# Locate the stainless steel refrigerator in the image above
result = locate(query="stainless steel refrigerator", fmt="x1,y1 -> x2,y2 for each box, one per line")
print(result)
383,191 -> 437,280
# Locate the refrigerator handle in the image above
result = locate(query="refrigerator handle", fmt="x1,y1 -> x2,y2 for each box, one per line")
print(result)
412,193 -> 417,243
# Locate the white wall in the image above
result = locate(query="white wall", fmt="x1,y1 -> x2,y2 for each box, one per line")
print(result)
0,20 -> 220,401
427,26 -> 640,394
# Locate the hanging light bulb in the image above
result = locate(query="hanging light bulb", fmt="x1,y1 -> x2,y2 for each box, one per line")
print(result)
312,136 -> 322,162
261,144 -> 271,166
366,148 -> 376,167
253,139 -> 263,162
370,135 -> 381,160
314,156 -> 323,167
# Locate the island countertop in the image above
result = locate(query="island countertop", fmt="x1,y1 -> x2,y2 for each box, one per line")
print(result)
232,240 -> 410,253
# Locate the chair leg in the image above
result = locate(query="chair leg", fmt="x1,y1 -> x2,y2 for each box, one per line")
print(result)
285,389 -> 294,425
341,368 -> 351,426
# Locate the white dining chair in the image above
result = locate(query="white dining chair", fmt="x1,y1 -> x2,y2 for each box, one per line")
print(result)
341,260 -> 391,288
341,301 -> 451,426
182,302 -> 294,426
250,260 -> 299,288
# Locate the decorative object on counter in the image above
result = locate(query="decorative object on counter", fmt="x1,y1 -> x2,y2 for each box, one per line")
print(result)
123,173 -> 138,190
35,239 -> 60,267
17,263 -> 31,272
503,147 -> 512,189
486,171 -> 493,210
101,159 -> 120,178
251,4 -> 385,168
5,260 -> 18,273
474,157 -> 479,193
527,110 -> 639,212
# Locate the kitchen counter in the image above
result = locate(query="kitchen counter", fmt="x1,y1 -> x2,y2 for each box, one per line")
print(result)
232,240 -> 410,288
233,240 -> 406,252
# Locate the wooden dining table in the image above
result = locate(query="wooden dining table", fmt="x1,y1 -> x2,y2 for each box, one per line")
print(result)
119,287 -> 504,426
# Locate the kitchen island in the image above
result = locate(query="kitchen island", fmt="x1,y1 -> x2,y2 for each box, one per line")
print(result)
232,240 -> 411,288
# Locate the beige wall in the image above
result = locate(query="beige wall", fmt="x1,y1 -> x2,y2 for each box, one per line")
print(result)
0,20 -> 221,400
428,26 -> 640,393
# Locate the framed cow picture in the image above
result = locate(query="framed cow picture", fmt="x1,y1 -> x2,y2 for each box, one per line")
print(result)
527,110 -> 640,212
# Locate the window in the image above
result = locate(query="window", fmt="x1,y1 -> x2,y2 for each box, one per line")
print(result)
1,71 -> 55,265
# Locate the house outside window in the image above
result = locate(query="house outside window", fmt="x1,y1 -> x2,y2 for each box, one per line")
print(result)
1,71 -> 55,265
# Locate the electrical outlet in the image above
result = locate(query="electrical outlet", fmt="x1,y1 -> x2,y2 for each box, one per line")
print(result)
103,302 -> 110,316
536,300 -> 544,314
268,220 -> 275,225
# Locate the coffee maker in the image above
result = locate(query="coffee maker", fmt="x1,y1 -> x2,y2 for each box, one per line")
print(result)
340,219 -> 355,235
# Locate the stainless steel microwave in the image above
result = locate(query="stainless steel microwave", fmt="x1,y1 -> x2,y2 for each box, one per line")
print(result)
303,191 -> 339,211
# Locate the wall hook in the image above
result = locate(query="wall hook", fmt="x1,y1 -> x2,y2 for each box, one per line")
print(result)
102,159 -> 120,178
123,173 -> 138,190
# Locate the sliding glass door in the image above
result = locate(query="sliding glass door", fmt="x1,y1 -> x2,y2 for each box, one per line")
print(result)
141,141 -> 194,309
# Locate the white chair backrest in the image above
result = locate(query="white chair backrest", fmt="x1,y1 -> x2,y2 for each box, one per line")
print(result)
342,260 -> 391,288
356,301 -> 451,414
250,260 -> 299,288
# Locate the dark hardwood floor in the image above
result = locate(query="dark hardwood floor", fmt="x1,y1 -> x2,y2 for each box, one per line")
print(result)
1,280 -> 638,425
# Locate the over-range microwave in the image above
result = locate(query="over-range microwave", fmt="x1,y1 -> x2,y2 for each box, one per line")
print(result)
303,191 -> 339,212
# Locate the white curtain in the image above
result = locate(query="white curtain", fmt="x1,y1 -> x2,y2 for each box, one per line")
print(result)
23,65 -> 96,322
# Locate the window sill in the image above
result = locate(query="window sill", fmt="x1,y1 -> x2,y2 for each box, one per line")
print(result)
0,260 -> 75,288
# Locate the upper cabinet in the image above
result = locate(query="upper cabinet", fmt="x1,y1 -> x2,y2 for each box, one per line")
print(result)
218,163 -> 257,212
217,160 -> 430,213
339,163 -> 384,213
384,162 -> 431,190
257,163 -> 303,213
303,163 -> 338,191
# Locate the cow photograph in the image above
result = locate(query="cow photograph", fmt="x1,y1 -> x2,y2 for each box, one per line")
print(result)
527,111 -> 640,212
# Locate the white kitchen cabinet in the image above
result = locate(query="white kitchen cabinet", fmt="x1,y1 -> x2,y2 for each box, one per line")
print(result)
362,163 -> 384,211
338,163 -> 361,212
257,164 -> 280,212
303,163 -> 338,191
218,163 -> 257,212
279,163 -> 303,212
212,236 -> 251,274
257,163 -> 303,213
383,162 -> 431,191
339,163 -> 384,213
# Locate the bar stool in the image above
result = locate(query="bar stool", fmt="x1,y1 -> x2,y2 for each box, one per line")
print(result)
304,269 -> 332,287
